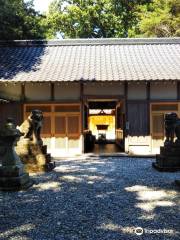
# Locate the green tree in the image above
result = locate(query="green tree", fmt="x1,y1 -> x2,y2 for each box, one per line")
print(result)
129,0 -> 180,37
0,0 -> 47,40
46,0 -> 151,38
112,0 -> 151,37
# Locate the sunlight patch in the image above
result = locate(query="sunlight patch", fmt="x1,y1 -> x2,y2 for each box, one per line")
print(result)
55,165 -> 80,173
88,176 -> 104,180
97,222 -> 134,234
35,181 -> 61,190
0,224 -> 35,238
125,185 -> 177,213
137,190 -> 168,201
125,185 -> 149,192
136,200 -> 175,212
96,191 -> 115,198
139,214 -> 156,220
61,175 -> 82,182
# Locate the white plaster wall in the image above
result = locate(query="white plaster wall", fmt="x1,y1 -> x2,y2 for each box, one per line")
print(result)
151,138 -> 164,154
54,83 -> 80,100
128,83 -> 147,100
43,136 -> 83,157
84,82 -> 124,96
128,146 -> 151,155
25,83 -> 51,101
150,82 -> 177,100
0,83 -> 21,100
125,136 -> 152,155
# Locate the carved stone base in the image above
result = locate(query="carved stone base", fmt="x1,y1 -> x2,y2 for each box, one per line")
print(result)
175,180 -> 180,186
152,145 -> 180,172
24,162 -> 55,173
0,165 -> 33,191
152,162 -> 180,172
16,139 -> 55,173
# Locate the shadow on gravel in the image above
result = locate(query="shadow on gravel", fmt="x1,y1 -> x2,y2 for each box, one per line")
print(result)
0,157 -> 179,240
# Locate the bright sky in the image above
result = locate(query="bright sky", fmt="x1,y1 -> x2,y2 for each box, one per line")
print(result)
33,0 -> 53,13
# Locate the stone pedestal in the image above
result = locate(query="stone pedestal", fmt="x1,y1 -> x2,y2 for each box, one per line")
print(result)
175,180 -> 180,186
0,119 -> 33,191
152,144 -> 180,172
16,138 -> 55,173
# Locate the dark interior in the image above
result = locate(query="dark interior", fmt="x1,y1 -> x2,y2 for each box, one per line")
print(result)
84,100 -> 124,154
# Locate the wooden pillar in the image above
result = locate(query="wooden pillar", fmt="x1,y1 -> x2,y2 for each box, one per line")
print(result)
146,81 -> 150,100
177,81 -> 180,100
80,82 -> 84,153
124,81 -> 129,152
146,82 -> 150,134
21,83 -> 25,102
51,82 -> 55,101
20,84 -> 25,121
80,82 -> 84,132
124,81 -> 128,133
146,81 -> 152,153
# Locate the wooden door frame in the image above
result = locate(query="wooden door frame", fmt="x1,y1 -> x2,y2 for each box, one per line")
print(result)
84,98 -> 125,146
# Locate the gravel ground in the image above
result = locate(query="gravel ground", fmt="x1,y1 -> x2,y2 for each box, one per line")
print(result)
0,156 -> 180,240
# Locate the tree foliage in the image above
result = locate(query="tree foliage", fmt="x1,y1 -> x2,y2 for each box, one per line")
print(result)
0,0 -> 47,40
46,0 -> 151,38
129,0 -> 180,37
0,0 -> 179,39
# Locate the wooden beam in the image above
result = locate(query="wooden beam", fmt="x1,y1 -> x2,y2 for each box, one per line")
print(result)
150,99 -> 180,103
21,84 -> 25,102
83,94 -> 124,101
51,83 -> 55,101
21,100 -> 81,104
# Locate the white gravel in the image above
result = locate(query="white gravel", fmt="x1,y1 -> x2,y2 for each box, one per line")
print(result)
0,157 -> 180,240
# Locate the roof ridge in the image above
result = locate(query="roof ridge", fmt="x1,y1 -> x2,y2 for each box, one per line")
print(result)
0,38 -> 180,46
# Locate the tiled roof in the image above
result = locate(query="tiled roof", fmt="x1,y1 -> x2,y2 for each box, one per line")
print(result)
0,38 -> 180,82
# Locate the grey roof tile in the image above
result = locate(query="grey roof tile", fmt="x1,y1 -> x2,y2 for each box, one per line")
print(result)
0,38 -> 180,82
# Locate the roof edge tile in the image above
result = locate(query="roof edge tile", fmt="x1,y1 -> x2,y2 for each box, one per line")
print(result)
0,38 -> 180,47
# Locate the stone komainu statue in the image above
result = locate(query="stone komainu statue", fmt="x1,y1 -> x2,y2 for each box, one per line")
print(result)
16,109 -> 55,172
153,112 -> 180,171
165,112 -> 180,145
164,112 -> 177,144
17,109 -> 43,145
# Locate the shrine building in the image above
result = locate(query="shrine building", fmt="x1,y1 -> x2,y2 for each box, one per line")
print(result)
0,38 -> 180,156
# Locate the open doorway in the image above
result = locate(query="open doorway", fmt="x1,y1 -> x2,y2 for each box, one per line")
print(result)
84,100 -> 125,154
